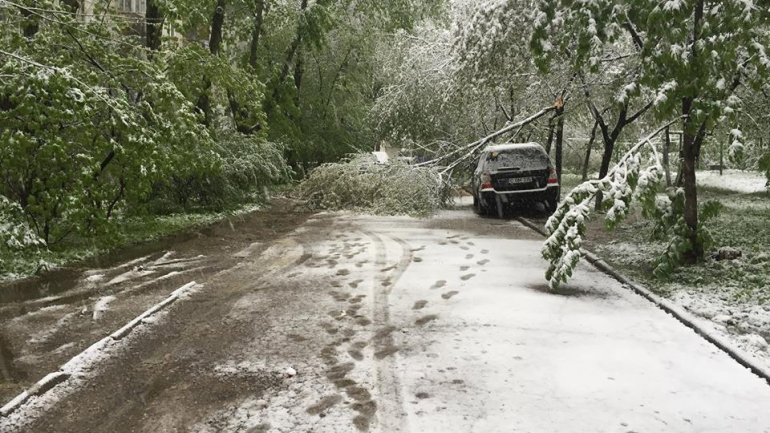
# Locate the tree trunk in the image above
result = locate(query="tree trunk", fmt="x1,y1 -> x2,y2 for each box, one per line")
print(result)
270,0 -> 308,106
720,134 -> 726,176
19,7 -> 39,37
674,140 -> 684,187
195,0 -> 226,126
145,0 -> 164,50
582,120 -> 598,181
293,49 -> 303,104
249,0 -> 266,70
280,0 -> 308,83
544,117 -> 556,155
681,98 -> 703,263
62,0 -> 80,13
680,0 -> 705,263
209,0 -> 226,55
594,136 -> 616,211
664,127 -> 672,186
554,106 -> 564,185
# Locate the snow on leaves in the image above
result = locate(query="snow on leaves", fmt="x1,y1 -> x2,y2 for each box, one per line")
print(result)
542,124 -> 668,289
0,195 -> 45,250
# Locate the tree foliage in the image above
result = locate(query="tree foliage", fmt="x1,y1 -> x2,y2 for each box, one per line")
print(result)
532,0 -> 770,262
0,0 -> 287,256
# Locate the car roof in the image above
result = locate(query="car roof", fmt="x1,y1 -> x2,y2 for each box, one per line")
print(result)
482,142 -> 545,153
483,142 -> 545,152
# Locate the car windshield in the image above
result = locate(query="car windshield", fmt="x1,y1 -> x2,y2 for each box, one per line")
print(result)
484,147 -> 548,171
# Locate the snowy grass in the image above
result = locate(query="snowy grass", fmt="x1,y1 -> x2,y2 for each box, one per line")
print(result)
0,203 -> 261,283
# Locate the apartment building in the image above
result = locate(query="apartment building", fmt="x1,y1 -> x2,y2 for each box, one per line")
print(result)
80,0 -> 178,41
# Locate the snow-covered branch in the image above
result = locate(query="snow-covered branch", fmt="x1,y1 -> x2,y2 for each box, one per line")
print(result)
542,118 -> 680,289
416,105 -> 557,171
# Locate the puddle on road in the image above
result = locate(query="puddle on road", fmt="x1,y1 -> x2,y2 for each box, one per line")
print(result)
0,208 -> 283,306
0,249 -> 171,305
0,268 -> 83,305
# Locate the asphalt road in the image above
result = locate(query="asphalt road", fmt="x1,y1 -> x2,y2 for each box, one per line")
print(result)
2,204 -> 770,432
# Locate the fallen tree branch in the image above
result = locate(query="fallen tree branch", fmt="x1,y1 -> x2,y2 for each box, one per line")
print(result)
415,105 -> 557,169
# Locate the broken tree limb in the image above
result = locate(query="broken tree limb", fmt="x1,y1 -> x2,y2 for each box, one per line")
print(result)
415,105 -> 556,170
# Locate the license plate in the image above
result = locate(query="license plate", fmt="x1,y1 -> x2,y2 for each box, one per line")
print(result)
505,177 -> 531,185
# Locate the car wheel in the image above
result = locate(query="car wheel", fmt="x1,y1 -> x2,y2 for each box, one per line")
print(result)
473,195 -> 483,215
545,197 -> 559,215
495,196 -> 504,218
479,198 -> 493,217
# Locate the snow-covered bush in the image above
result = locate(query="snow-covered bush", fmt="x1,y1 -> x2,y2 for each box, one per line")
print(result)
297,154 -> 452,217
0,195 -> 45,250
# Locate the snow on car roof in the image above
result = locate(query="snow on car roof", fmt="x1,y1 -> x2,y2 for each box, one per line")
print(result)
483,142 -> 545,153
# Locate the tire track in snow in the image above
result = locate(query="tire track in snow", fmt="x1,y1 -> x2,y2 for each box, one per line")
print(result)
361,230 -> 412,433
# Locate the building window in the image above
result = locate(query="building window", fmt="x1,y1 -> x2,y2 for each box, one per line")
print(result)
117,0 -> 145,14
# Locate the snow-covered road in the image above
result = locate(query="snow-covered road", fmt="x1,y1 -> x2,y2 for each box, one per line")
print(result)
2,206 -> 769,432
352,212 -> 770,432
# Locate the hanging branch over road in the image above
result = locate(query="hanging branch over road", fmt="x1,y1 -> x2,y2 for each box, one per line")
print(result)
415,105 -> 557,173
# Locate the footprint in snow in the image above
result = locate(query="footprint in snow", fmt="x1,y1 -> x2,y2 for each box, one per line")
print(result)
415,314 -> 438,326
430,280 -> 446,290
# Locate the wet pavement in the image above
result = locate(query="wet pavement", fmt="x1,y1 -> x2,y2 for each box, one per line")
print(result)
0,201 -> 310,404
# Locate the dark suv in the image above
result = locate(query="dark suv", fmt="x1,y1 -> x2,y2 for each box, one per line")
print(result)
471,143 -> 560,217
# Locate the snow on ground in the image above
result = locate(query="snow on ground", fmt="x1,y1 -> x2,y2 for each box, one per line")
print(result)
83,273 -> 104,283
672,289 -> 770,368
91,295 -> 116,321
353,215 -> 770,433
591,169 -> 770,374
190,212 -> 770,433
597,240 -> 770,373
697,169 -> 768,193
104,251 -> 204,286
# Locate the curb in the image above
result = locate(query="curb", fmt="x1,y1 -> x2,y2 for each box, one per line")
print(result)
515,216 -> 770,387
0,281 -> 198,418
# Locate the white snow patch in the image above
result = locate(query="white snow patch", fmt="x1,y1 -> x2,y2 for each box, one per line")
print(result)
697,169 -> 768,194
84,273 -> 104,283
92,295 -> 116,320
